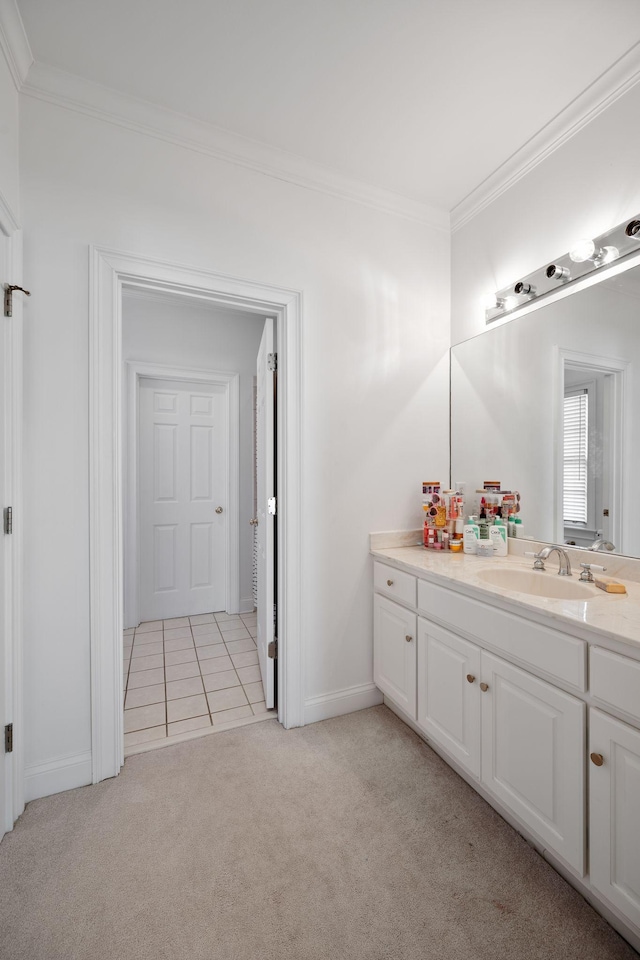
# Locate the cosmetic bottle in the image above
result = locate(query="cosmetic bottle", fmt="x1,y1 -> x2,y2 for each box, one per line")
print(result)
463,517 -> 479,555
513,517 -> 523,538
490,519 -> 508,557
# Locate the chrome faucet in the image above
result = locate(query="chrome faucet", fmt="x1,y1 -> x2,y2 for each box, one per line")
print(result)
530,546 -> 572,576
590,537 -> 615,553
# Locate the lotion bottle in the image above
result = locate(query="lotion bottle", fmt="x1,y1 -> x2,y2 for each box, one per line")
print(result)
490,520 -> 508,557
463,517 -> 479,555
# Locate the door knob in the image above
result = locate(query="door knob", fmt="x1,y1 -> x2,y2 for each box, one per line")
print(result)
215,506 -> 223,514
249,518 -> 258,526
405,635 -> 412,643
386,579 -> 394,586
466,674 -> 475,684
590,752 -> 604,767
479,682 -> 489,692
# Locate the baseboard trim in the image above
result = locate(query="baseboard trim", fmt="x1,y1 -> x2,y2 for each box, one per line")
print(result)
24,750 -> 92,802
304,682 -> 383,725
239,597 -> 255,614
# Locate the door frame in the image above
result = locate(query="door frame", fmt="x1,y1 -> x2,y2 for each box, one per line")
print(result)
89,247 -> 304,784
125,362 -> 240,628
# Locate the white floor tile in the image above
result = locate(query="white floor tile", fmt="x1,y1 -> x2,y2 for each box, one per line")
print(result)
211,705 -> 253,725
165,661 -> 200,682
189,614 -> 215,625
123,628 -> 135,637
199,655 -> 234,676
251,701 -> 268,715
124,701 -> 165,733
125,683 -> 165,709
129,653 -> 164,673
164,636 -> 195,653
127,667 -> 165,689
197,644 -> 229,661
134,630 -> 163,645
192,623 -> 222,637
131,640 -> 163,658
203,670 -> 240,693
166,676 -> 204,701
214,613 -> 238,623
236,664 -> 261,684
164,648 -> 197,666
243,681 -> 266,704
194,632 -> 223,647
225,637 -> 255,654
230,650 -> 259,668
167,694 -> 209,723
207,686 -> 248,714
163,617 -> 190,628
218,620 -> 245,634
163,626 -> 192,641
221,628 -> 251,643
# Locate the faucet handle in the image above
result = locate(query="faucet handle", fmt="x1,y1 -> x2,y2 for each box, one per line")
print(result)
525,551 -> 545,570
579,562 -> 606,583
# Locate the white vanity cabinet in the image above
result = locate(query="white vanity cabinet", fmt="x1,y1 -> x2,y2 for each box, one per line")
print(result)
373,593 -> 417,719
415,618 -> 585,872
589,709 -> 640,929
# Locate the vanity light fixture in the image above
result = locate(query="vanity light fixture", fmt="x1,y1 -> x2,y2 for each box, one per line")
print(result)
485,211 -> 640,325
546,263 -> 570,281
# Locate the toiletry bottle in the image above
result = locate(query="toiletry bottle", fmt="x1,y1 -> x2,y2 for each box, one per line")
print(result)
490,519 -> 508,557
514,517 -> 523,538
463,517 -> 479,555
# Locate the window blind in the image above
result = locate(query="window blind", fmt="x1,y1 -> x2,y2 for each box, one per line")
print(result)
563,390 -> 588,524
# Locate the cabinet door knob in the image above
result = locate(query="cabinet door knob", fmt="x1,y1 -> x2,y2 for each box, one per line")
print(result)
387,579 -> 394,586
466,674 -> 475,684
590,752 -> 604,767
479,682 -> 489,692
405,635 -> 412,643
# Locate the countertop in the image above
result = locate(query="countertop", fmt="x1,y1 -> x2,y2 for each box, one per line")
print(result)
372,544 -> 640,652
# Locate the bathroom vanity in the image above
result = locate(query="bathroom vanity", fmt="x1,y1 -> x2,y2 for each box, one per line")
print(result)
371,537 -> 640,952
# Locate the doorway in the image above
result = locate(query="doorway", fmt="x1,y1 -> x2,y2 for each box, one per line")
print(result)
121,292 -> 277,751
89,248 -> 303,784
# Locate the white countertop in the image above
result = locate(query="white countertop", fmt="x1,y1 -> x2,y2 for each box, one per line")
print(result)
371,544 -> 640,651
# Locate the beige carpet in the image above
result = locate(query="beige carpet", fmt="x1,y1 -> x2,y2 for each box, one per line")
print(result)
0,705 -> 637,960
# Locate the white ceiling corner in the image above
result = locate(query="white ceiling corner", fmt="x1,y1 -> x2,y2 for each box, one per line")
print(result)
0,0 -> 32,90
21,60 -> 450,233
450,41 -> 640,233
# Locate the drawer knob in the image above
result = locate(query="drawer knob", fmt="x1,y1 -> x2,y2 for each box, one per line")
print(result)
405,635 -> 412,643
590,752 -> 604,767
479,682 -> 489,692
387,579 -> 394,586
466,674 -> 476,684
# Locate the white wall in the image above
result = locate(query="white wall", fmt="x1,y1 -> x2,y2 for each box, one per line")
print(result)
451,82 -> 640,346
19,95 -> 450,794
122,293 -> 264,621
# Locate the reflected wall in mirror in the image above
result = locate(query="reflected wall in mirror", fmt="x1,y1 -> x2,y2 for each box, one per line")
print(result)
450,261 -> 640,558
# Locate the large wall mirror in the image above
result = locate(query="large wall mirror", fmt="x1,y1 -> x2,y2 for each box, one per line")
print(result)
450,255 -> 640,559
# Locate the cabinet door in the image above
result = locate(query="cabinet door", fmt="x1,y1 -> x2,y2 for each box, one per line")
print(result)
481,652 -> 585,874
417,619 -> 481,778
590,708 -> 640,928
373,594 -> 417,719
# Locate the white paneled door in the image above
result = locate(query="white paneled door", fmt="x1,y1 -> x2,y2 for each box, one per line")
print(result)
139,378 -> 227,621
0,234 -> 8,841
256,319 -> 275,708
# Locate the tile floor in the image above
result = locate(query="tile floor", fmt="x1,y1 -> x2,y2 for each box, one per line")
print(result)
123,611 -> 274,752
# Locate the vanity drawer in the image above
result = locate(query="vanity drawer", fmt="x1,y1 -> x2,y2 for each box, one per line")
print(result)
590,647 -> 640,723
417,579 -> 586,690
374,562 -> 416,608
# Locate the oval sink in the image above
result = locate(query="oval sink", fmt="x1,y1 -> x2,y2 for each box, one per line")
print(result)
475,567 -> 600,601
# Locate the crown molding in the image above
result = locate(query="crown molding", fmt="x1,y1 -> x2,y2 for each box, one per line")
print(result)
0,0 -> 32,90
451,41 -> 640,233
21,61 -> 450,233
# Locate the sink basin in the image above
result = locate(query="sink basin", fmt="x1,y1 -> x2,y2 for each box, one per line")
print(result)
475,567 -> 600,601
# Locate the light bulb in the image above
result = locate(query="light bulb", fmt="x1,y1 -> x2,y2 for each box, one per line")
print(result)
569,238 -> 598,263
482,292 -> 500,311
600,245 -> 619,264
503,296 -> 519,311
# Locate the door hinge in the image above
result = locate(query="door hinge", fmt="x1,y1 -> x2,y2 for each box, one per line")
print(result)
267,352 -> 277,372
4,723 -> 13,753
4,284 -> 31,318
267,496 -> 277,515
268,640 -> 278,659
3,506 -> 12,535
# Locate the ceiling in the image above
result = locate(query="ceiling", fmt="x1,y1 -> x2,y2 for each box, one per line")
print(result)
15,0 -> 640,213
